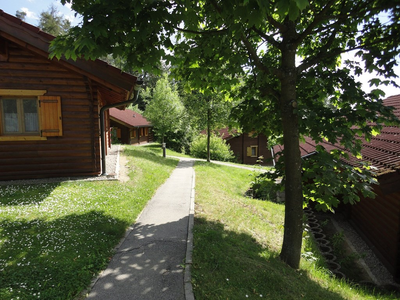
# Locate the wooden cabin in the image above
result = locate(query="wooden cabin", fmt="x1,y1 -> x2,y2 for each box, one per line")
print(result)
109,107 -> 153,145
0,10 -> 138,181
214,128 -> 273,165
273,94 -> 400,281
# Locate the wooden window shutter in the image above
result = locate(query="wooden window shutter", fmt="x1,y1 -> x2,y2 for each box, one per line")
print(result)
247,147 -> 251,157
253,146 -> 258,157
39,96 -> 62,137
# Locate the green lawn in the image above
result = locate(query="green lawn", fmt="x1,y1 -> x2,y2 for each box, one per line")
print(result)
1,144 -> 398,300
192,161 -> 399,300
0,144 -> 178,300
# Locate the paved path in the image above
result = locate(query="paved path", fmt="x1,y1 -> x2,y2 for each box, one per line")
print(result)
168,155 -> 270,173
87,159 -> 195,300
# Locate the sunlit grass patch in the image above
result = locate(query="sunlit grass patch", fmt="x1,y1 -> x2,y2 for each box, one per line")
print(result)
0,145 -> 178,300
192,162 -> 399,300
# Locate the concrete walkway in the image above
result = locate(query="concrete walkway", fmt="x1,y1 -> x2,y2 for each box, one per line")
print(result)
87,159 -> 195,300
167,155 -> 270,173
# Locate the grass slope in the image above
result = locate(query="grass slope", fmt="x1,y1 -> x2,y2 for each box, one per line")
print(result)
192,161 -> 398,300
0,144 -> 178,300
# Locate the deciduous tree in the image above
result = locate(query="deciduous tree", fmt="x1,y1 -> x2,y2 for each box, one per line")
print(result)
15,10 -> 26,21
51,0 -> 400,269
38,5 -> 71,36
181,89 -> 233,162
142,73 -> 184,156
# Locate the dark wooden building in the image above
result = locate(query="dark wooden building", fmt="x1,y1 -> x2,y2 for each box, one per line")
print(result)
109,107 -> 153,145
273,94 -> 400,281
217,128 -> 273,166
0,10 -> 138,180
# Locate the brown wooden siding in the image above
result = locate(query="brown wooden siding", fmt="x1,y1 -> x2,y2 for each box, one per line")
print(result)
109,119 -> 153,145
227,133 -> 273,166
350,183 -> 400,278
0,40 -> 101,180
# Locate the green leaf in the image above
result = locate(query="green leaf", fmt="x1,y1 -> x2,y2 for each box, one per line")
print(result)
371,127 -> 380,136
288,0 -> 300,21
295,0 -> 309,10
276,0 -> 290,18
369,78 -> 381,87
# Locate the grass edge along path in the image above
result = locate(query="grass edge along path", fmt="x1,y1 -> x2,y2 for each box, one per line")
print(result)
0,144 -> 178,300
191,161 -> 398,300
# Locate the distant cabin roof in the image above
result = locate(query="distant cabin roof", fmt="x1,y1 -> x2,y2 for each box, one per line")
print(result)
0,9 -> 138,105
110,108 -> 151,128
273,94 -> 400,176
201,128 -> 238,140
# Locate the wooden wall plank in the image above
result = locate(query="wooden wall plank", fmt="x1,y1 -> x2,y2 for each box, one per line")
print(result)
0,39 -> 102,180
351,185 -> 400,276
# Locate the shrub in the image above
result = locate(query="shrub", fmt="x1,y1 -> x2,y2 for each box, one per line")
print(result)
249,172 -> 277,201
190,133 -> 235,162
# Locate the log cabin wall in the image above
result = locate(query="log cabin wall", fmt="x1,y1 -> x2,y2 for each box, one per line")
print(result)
0,39 -> 101,180
227,133 -> 273,166
349,183 -> 400,279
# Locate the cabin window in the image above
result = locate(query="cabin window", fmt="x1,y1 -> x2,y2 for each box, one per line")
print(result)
1,98 -> 39,134
247,145 -> 258,157
0,91 -> 62,140
144,127 -> 149,136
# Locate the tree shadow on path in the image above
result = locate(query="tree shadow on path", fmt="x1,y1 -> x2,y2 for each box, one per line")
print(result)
87,217 -> 189,300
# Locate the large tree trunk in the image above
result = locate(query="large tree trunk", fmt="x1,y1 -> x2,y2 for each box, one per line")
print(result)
278,25 -> 303,269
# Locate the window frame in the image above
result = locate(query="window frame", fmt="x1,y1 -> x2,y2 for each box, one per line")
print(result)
247,145 -> 258,157
1,97 -> 40,135
0,90 -> 62,141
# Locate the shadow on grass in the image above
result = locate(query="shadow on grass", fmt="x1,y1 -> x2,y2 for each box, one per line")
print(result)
123,145 -> 178,168
141,143 -> 164,155
192,217 -> 347,300
0,211 -> 129,300
0,183 -> 59,206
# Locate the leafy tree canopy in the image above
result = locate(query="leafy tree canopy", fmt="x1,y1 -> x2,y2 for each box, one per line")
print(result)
51,0 -> 400,268
39,4 -> 71,36
142,73 -> 184,144
15,10 -> 26,21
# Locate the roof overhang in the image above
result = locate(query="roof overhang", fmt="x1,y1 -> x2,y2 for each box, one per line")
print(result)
0,9 -> 137,104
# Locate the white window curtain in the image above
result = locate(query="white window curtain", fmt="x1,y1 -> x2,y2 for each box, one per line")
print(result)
23,99 -> 39,132
24,113 -> 39,132
2,98 -> 38,133
3,99 -> 19,133
4,112 -> 18,132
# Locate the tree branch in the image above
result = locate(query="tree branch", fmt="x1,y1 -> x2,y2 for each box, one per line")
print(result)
171,25 -> 229,35
251,26 -> 281,49
266,14 -> 285,32
294,0 -> 338,46
240,33 -> 282,77
297,33 -> 398,73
